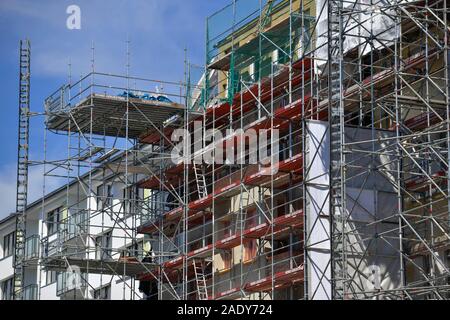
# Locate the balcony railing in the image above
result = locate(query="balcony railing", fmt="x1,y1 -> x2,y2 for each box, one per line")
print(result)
41,236 -> 59,259
22,284 -> 38,300
24,235 -> 40,261
56,271 -> 88,297
58,210 -> 88,243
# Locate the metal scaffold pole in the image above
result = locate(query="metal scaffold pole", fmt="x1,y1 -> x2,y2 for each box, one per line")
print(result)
327,0 -> 346,299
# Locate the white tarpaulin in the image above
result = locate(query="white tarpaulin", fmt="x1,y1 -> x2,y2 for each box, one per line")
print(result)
305,121 -> 401,299
315,0 -> 398,71
305,120 -> 331,300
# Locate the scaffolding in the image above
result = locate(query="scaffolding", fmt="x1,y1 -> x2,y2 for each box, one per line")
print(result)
37,66 -> 203,299
21,0 -> 450,300
14,39 -> 31,300
199,0 -> 450,300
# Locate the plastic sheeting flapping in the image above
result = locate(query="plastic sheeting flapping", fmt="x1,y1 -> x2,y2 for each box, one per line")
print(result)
314,0 -> 399,73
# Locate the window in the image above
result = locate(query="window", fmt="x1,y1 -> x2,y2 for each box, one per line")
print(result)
93,284 -> 111,300
96,185 -> 102,208
246,209 -> 258,230
1,278 -> 13,300
46,270 -> 58,285
47,208 -> 61,235
218,221 -> 232,270
244,240 -> 257,262
95,231 -> 112,260
272,49 -> 279,65
105,185 -> 113,207
220,251 -> 232,270
123,186 -> 140,216
3,232 -> 15,258
248,63 -> 256,82
97,184 -> 113,209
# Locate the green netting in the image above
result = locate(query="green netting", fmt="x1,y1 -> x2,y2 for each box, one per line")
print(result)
206,0 -> 315,105
207,0 -> 275,65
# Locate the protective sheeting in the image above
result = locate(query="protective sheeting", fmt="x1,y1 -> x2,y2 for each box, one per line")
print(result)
345,188 -> 402,298
344,126 -> 397,192
343,127 -> 402,298
305,121 -> 401,299
315,0 -> 398,71
305,120 -> 332,300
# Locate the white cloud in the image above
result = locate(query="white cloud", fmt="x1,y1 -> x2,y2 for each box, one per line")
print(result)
1,0 -> 211,79
0,163 -> 64,219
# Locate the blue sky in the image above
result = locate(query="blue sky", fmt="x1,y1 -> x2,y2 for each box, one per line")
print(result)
0,0 -> 232,218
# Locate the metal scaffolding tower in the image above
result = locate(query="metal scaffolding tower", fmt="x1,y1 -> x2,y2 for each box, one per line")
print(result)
14,39 -> 31,300
327,0 -> 346,299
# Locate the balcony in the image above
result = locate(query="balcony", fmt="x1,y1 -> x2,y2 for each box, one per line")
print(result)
24,235 -> 40,261
41,237 -> 58,260
58,210 -> 88,243
22,284 -> 38,300
56,271 -> 88,297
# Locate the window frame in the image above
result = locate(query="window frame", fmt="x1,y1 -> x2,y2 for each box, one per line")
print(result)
46,207 -> 61,236
95,231 -> 113,260
97,184 -> 113,210
46,270 -> 58,285
93,284 -> 111,300
2,231 -> 15,258
1,277 -> 13,300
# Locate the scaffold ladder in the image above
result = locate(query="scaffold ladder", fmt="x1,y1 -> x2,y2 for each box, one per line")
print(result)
14,39 -> 31,300
193,164 -> 208,198
236,191 -> 250,232
328,0 -> 347,299
193,259 -> 208,300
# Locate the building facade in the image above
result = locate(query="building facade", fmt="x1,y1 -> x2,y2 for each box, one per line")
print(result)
3,0 -> 450,300
1,170 -> 147,300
